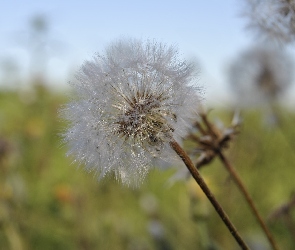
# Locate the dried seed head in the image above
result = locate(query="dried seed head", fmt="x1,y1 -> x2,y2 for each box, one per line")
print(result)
243,0 -> 295,43
229,45 -> 293,106
61,38 -> 201,186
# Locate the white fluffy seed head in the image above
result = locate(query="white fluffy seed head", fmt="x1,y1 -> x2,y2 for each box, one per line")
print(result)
61,38 -> 201,186
229,45 -> 293,106
243,0 -> 295,43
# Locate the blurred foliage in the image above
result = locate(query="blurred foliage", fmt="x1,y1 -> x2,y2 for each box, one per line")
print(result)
0,84 -> 295,250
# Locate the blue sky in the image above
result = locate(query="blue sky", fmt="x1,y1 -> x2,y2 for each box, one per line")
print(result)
1,0 -> 294,105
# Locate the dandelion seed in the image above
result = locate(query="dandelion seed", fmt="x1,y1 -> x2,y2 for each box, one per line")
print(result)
61,38 -> 200,186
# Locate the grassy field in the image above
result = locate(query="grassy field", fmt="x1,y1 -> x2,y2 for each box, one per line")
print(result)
0,84 -> 295,250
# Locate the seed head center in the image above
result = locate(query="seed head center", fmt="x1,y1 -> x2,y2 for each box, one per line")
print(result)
115,92 -> 166,143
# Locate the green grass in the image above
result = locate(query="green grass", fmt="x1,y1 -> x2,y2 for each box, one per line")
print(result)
0,85 -> 295,249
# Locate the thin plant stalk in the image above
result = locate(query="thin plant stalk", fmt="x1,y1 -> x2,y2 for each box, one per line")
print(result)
170,140 -> 249,250
217,151 -> 280,250
195,113 -> 280,250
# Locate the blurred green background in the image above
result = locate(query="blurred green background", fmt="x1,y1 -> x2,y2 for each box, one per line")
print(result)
1,83 -> 295,250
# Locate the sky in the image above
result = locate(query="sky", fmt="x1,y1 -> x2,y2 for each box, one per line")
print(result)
1,0 -> 294,106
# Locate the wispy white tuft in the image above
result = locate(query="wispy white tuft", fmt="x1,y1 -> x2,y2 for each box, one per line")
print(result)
243,0 -> 295,43
60,38 -> 200,186
228,45 -> 293,106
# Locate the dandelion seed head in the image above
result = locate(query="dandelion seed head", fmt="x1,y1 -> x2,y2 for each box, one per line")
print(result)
229,45 -> 293,106
243,0 -> 295,43
61,38 -> 200,186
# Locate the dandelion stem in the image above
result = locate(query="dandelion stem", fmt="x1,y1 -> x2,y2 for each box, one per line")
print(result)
217,151 -> 280,250
169,140 -> 249,250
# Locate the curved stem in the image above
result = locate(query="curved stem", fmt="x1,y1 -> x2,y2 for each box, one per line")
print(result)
217,151 -> 280,250
170,140 -> 249,250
